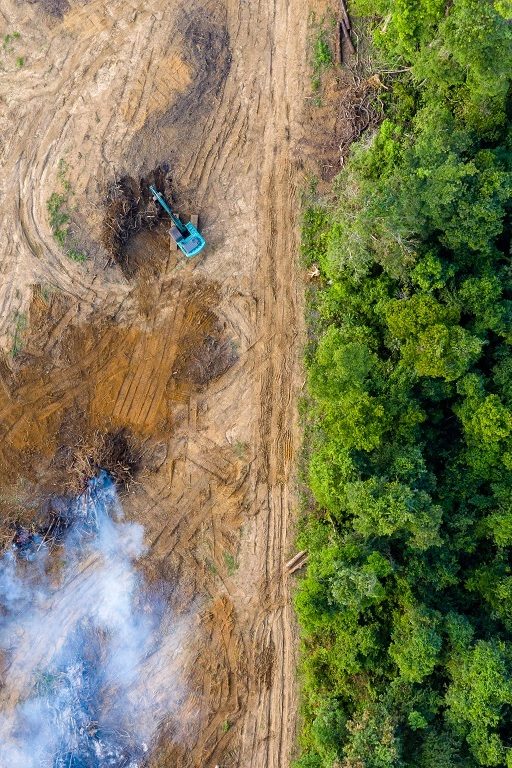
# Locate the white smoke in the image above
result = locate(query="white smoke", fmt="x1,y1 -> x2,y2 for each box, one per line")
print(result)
0,471 -> 189,768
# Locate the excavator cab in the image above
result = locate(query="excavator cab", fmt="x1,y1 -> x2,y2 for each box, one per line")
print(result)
149,185 -> 206,258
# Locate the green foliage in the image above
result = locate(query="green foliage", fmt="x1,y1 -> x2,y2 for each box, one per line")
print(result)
342,705 -> 402,768
301,203 -> 330,268
389,604 -> 442,682
67,247 -> 87,263
406,324 -> 482,382
345,479 -> 443,549
2,31 -> 20,50
495,0 -> 512,16
446,641 -> 512,765
223,551 -> 237,576
353,0 -> 512,136
47,192 -> 70,243
47,159 -> 87,263
296,1 -> 512,766
11,311 -> 27,358
309,15 -> 334,99
313,30 -> 332,69
2,31 -> 23,67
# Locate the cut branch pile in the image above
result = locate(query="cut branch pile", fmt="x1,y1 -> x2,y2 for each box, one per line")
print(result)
338,71 -> 385,158
101,166 -> 172,273
58,428 -> 143,495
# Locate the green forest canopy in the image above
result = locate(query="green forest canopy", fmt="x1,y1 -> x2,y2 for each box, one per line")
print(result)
296,1 -> 512,767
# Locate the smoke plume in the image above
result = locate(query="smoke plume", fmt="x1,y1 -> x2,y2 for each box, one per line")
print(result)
0,471 -> 188,768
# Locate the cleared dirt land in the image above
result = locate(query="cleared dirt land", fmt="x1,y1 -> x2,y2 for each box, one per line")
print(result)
0,0 -> 331,763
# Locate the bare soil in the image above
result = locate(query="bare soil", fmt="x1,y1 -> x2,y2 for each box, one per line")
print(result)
0,0 -> 355,764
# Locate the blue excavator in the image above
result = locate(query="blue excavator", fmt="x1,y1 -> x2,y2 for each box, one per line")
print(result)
149,185 -> 206,258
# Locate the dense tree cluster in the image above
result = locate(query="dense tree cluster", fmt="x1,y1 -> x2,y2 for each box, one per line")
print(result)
296,2 -> 512,766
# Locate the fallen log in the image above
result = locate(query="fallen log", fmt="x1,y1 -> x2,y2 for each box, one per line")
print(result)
288,554 -> 309,575
340,0 -> 351,30
286,550 -> 309,574
340,18 -> 356,55
286,550 -> 308,570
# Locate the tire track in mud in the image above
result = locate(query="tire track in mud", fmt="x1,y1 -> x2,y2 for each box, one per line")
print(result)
0,0 -> 309,763
236,0 -> 306,760
0,0 -> 192,344
185,0 -> 305,762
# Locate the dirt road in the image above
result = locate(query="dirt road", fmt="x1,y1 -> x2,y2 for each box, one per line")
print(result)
0,0 -> 315,763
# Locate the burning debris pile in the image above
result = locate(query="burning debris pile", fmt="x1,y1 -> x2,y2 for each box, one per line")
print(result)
0,471 -> 189,768
56,428 -> 143,496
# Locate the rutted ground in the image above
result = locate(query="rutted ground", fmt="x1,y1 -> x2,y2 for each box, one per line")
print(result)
0,0 -> 317,763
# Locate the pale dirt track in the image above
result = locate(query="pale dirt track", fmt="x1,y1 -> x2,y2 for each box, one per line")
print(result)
0,0 -> 322,763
